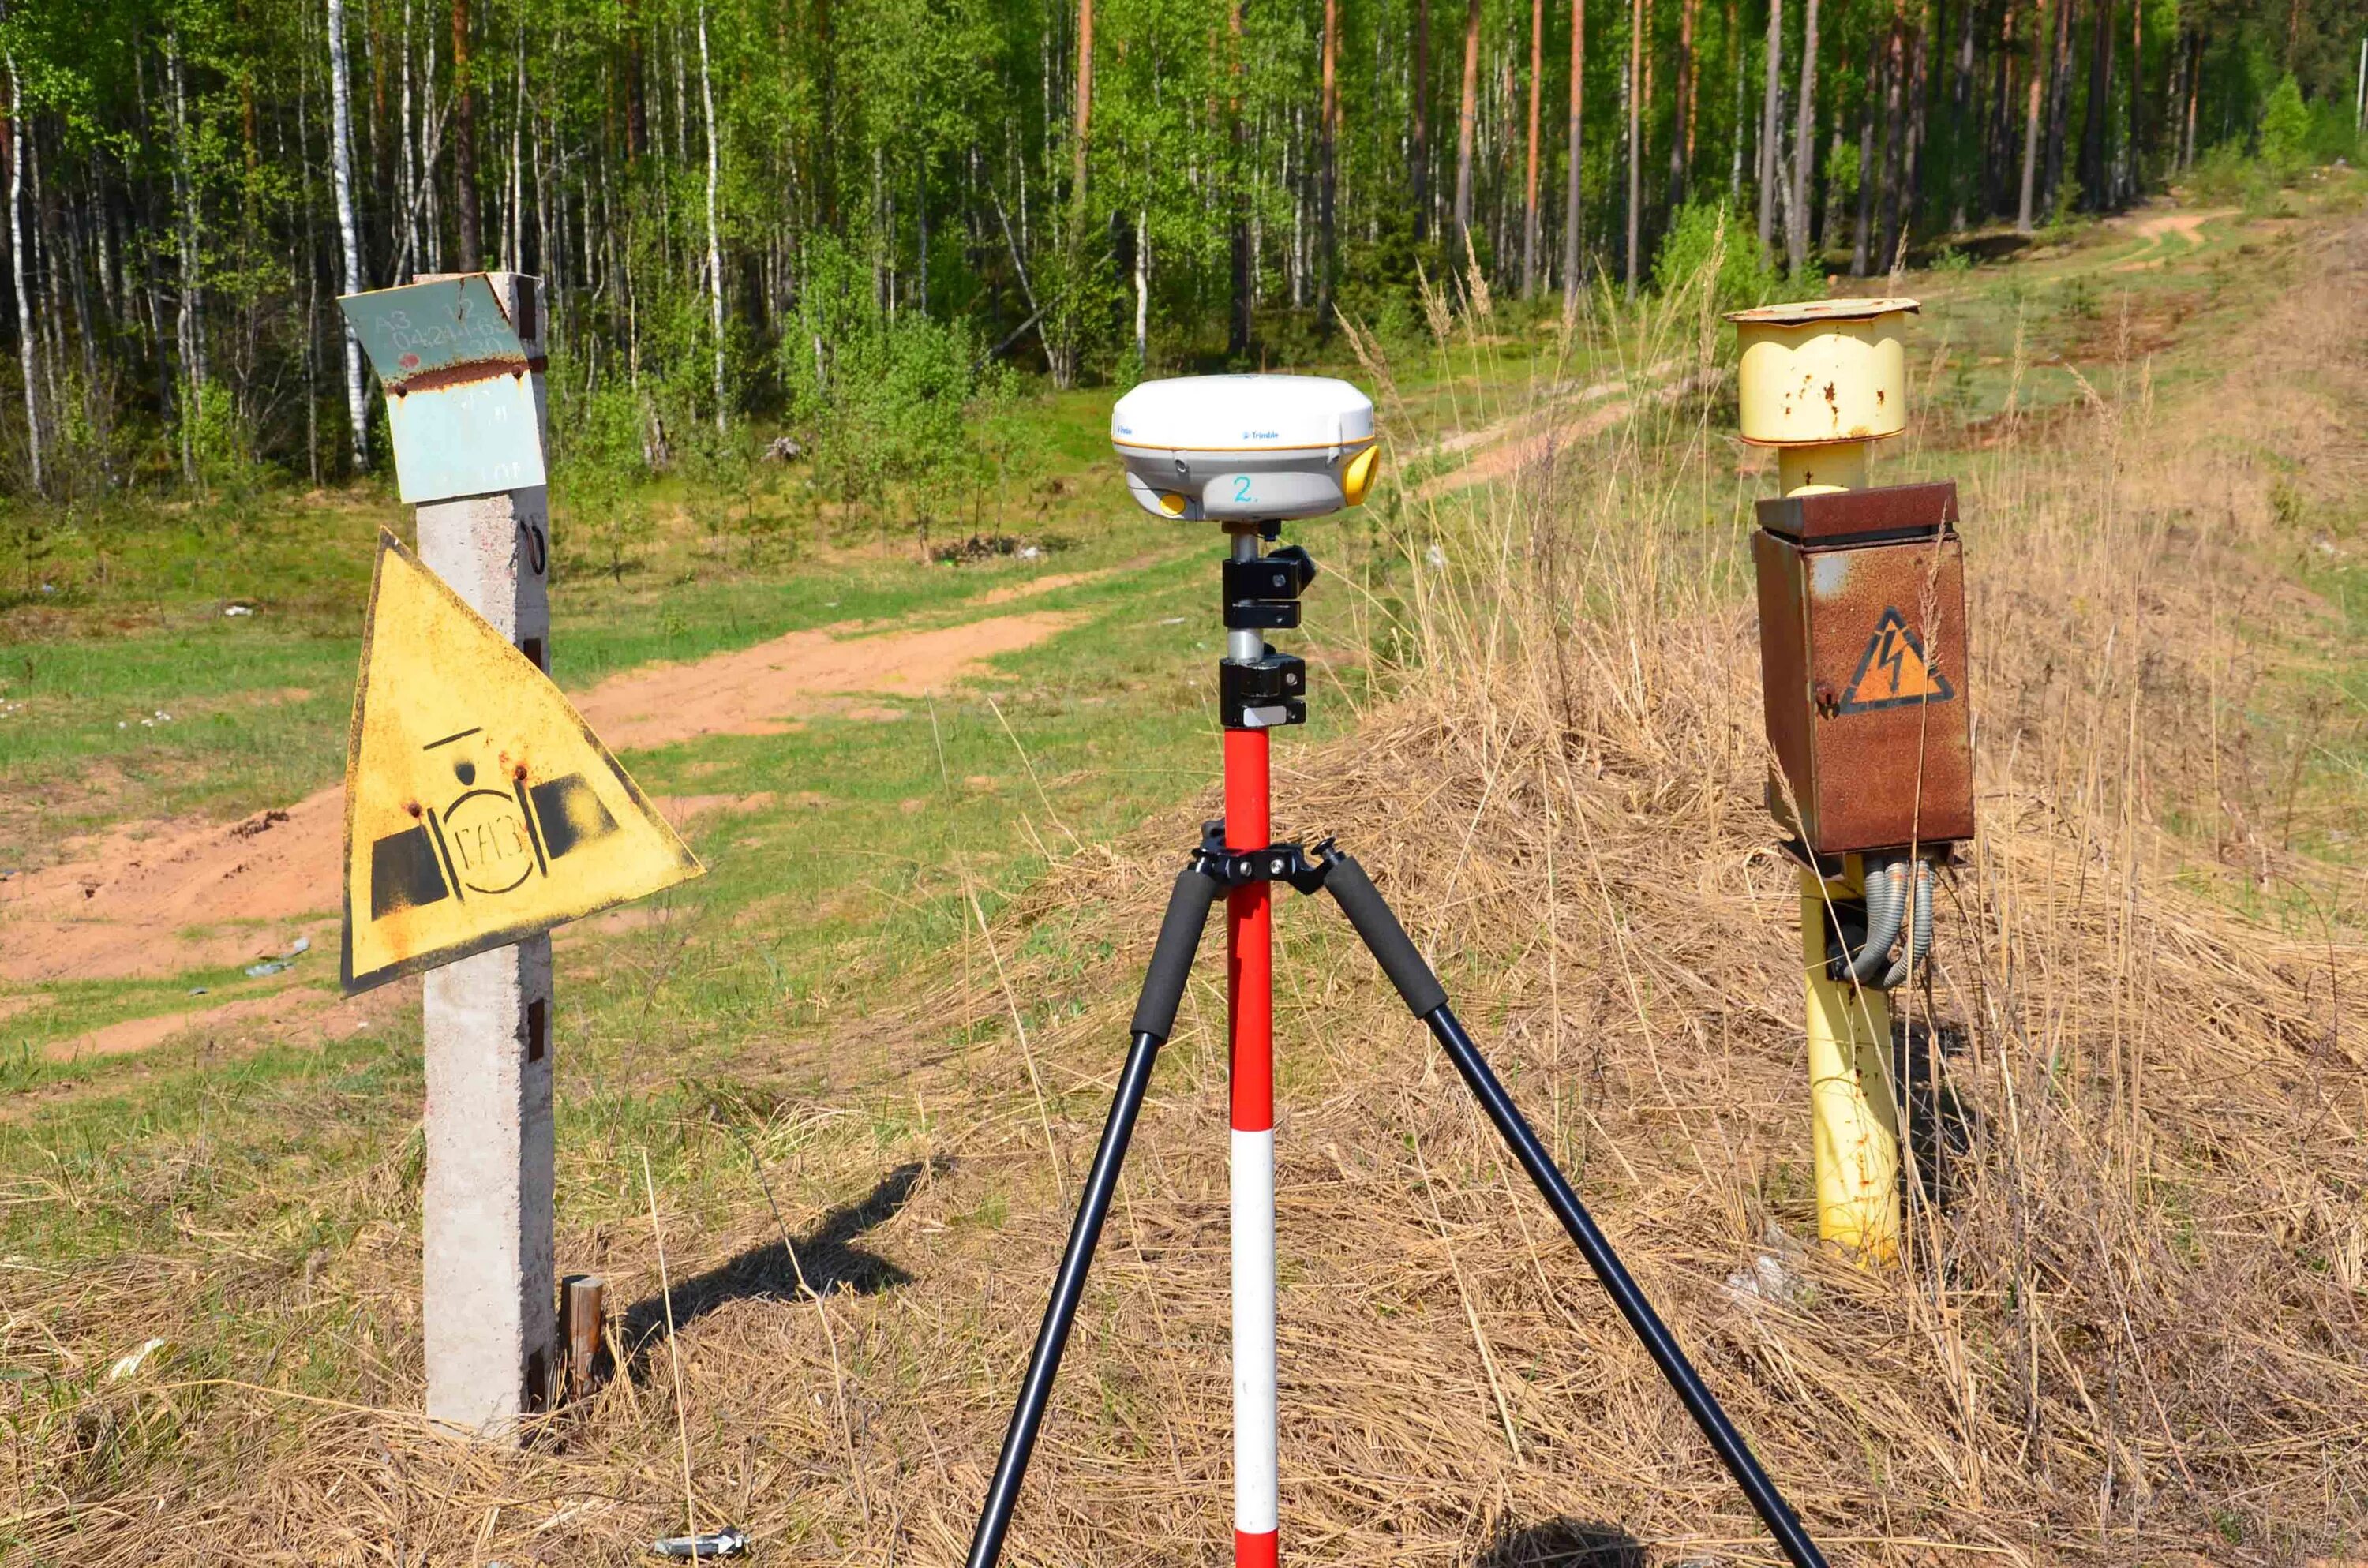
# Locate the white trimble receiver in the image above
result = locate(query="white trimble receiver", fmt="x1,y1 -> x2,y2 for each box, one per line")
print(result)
1111,373 -> 1379,522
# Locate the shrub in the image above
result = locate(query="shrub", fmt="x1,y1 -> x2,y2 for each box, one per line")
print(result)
2260,75 -> 2310,180
779,233 -> 1012,556
1650,200 -> 1782,312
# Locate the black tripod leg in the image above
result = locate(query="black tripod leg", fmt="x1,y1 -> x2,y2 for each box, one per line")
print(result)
1320,851 -> 1834,1568
965,863 -> 1223,1568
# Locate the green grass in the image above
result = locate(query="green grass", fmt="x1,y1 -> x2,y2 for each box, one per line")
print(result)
6,174 -> 2365,1248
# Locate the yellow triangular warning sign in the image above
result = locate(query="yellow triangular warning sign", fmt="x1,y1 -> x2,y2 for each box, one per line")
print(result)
1838,606 -> 1955,715
341,530 -> 701,994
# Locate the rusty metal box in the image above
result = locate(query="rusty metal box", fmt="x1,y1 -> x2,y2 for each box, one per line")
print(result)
1751,481 -> 1974,853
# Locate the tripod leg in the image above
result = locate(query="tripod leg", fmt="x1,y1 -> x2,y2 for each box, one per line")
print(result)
965,863 -> 1223,1568
1319,851 -> 1834,1568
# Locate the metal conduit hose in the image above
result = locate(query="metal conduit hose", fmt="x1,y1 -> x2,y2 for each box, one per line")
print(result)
1880,856 -> 1935,990
1844,855 -> 1908,984
1828,852 -> 1935,992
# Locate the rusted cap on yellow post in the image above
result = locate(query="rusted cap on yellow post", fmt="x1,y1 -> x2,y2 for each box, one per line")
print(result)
1728,298 -> 1917,494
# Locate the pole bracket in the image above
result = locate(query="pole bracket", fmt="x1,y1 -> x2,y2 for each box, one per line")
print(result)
1190,821 -> 1337,896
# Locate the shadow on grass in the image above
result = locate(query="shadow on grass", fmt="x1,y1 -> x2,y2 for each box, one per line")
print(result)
1475,1518 -> 1647,1568
620,1159 -> 932,1377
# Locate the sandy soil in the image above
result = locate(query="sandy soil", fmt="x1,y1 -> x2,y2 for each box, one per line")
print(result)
1420,367 -> 1722,499
2110,206 -> 2236,270
0,604 -> 1085,990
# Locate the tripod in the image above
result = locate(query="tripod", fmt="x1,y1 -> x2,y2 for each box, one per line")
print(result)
965,524 -> 1834,1568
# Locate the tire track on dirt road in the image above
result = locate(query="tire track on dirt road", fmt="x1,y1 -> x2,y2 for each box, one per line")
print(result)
2,583 -> 1103,996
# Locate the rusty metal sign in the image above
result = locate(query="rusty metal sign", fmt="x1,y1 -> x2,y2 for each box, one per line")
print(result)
1752,483 -> 1975,855
341,530 -> 700,994
339,274 -> 547,504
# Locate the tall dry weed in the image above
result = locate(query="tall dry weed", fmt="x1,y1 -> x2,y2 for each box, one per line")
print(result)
9,229 -> 2366,1567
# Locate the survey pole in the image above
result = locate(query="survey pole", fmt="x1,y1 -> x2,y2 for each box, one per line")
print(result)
1223,613 -> 1279,1568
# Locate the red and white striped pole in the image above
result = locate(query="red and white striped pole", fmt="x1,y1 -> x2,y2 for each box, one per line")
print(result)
1225,718 -> 1278,1568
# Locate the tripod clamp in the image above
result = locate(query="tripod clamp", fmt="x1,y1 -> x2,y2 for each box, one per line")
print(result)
1220,539 -> 1317,731
1189,821 -> 1337,896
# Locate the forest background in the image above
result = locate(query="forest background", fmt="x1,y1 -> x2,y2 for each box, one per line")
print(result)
0,0 -> 2356,518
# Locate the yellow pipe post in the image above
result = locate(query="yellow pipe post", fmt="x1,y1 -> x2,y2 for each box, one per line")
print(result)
1730,296 -> 1920,1259
1801,858 -> 1902,1259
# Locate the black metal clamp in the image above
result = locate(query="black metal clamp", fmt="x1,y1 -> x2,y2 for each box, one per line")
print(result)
1190,821 -> 1336,894
1222,544 -> 1318,631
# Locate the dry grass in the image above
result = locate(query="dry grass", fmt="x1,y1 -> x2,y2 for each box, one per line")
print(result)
9,210 -> 2368,1567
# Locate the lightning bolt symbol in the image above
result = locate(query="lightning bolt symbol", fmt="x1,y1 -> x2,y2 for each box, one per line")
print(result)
1878,627 -> 1907,694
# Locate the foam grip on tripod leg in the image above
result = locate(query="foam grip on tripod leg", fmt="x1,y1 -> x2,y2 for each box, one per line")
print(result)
1130,865 -> 1224,1039
1322,853 -> 1448,1018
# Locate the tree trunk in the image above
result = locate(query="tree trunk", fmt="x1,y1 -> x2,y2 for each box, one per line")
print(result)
5,58 -> 39,496
1318,0 -> 1338,322
1904,21 -> 1929,240
1071,0 -> 1093,221
1786,0 -> 1820,273
2126,0 -> 2141,196
1453,0 -> 1482,249
1666,0 -> 1694,208
167,32 -> 202,485
698,0 -> 724,431
1563,0 -> 1584,291
1413,0 -> 1431,238
1728,0 -> 1745,200
1876,9 -> 1906,268
328,0 -> 370,472
1949,0 -> 1975,227
625,0 -> 646,165
1855,32 -> 1880,270
1626,0 -> 1643,294
2018,0 -> 2044,228
2181,29 -> 2198,168
2040,0 -> 2072,214
2078,0 -> 2111,209
452,0 -> 478,269
507,38 -> 525,266
1133,208 -> 1147,363
1228,0 -> 1251,355
1523,0 -> 1543,294
1755,0 -> 1782,253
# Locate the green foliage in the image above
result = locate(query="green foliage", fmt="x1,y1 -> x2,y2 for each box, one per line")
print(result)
1649,201 -> 1779,312
2261,75 -> 2312,178
549,369 -> 655,582
2304,102 -> 2364,165
781,234 -> 1014,554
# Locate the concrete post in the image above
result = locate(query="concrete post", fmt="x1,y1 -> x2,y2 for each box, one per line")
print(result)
409,271 -> 560,1435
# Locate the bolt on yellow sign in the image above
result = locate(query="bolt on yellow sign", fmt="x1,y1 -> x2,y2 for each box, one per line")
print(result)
341,530 -> 702,994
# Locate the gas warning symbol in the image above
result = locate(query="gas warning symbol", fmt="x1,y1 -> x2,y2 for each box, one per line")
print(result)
1838,606 -> 1954,714
341,530 -> 701,994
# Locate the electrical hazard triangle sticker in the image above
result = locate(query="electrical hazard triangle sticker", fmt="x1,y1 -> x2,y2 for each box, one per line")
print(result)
340,530 -> 702,994
1837,606 -> 1955,715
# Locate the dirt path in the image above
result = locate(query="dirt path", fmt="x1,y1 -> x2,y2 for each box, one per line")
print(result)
1419,365 -> 1719,500
2109,206 -> 2236,271
1,601 -> 1088,989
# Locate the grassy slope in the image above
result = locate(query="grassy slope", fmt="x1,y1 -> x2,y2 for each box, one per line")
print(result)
3,185 -> 2366,1564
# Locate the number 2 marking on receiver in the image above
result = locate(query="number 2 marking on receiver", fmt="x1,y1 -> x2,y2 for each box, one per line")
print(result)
1234,477 -> 1253,503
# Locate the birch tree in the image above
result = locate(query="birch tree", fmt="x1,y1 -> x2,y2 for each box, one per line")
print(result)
5,51 -> 39,496
699,0 -> 725,432
328,0 -> 369,470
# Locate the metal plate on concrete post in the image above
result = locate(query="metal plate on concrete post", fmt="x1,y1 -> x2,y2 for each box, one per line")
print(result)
336,273 -> 604,1441
339,272 -> 549,503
